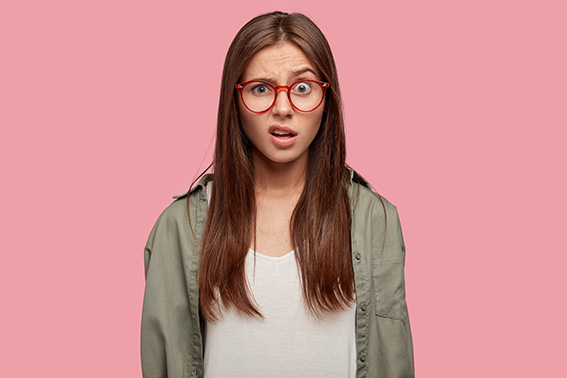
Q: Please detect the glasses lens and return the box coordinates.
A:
[289,81,324,112]
[241,81,325,112]
[241,82,276,112]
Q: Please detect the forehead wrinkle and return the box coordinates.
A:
[242,42,319,83]
[245,65,318,84]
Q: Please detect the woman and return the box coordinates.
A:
[141,11,414,378]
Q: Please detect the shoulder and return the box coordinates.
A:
[158,174,212,219]
[349,169,405,252]
[146,174,212,248]
[350,170,398,221]
[149,194,190,235]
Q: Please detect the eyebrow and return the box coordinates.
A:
[249,68,319,83]
[290,68,318,78]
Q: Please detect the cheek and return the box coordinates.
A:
[237,102,263,142]
[306,110,325,141]
[237,102,252,134]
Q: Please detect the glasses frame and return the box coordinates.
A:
[235,79,330,114]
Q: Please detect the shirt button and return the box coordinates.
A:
[360,303,367,311]
[355,252,361,260]
[360,353,367,362]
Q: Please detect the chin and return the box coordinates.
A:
[270,150,307,164]
[252,146,308,167]
[267,156,299,164]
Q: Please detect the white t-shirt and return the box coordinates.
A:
[203,248,357,378]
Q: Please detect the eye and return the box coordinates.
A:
[292,81,312,95]
[249,83,273,96]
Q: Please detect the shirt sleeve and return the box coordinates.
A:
[373,205,415,377]
[140,204,201,378]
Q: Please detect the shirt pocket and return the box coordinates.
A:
[371,246,408,323]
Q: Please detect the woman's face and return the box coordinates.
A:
[237,42,325,169]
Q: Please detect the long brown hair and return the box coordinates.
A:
[197,11,354,321]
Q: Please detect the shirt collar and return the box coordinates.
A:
[172,169,368,200]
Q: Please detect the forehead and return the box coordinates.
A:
[241,42,319,81]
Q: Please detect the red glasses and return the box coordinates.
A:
[235,80,330,113]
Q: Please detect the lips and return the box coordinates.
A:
[269,125,297,139]
[268,125,297,148]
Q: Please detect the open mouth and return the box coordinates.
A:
[271,130,296,139]
[269,125,297,139]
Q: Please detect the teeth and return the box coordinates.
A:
[273,130,287,135]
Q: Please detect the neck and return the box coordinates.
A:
[251,151,308,197]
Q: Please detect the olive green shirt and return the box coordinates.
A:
[141,171,414,377]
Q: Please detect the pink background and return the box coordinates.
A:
[1,0,566,376]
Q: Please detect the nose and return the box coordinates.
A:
[271,87,293,117]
